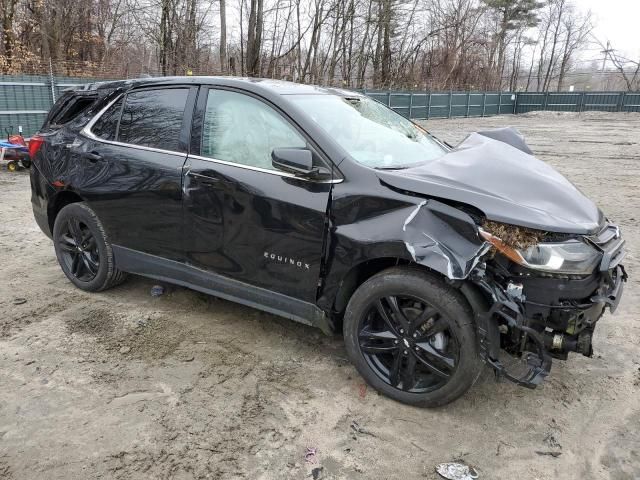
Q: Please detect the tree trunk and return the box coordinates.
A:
[380,0,392,87]
[219,0,227,73]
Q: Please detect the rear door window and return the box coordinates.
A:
[52,96,96,125]
[91,98,123,141]
[118,88,189,152]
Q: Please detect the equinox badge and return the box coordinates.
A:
[264,252,310,270]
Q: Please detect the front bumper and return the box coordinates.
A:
[471,255,626,388]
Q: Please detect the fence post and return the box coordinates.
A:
[498,92,502,114]
[427,92,432,119]
[513,93,517,114]
[465,92,471,117]
[48,58,56,104]
[448,91,453,118]
[618,92,625,112]
[542,91,548,111]
[481,92,486,117]
[387,91,391,107]
[408,92,413,119]
[579,92,585,112]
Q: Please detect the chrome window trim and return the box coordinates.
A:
[82,129,187,157]
[81,93,121,138]
[188,154,342,184]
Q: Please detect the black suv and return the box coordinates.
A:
[29,77,626,406]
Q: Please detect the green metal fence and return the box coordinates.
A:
[515,92,640,113]
[363,90,517,119]
[1,74,639,138]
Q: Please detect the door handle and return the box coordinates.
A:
[187,171,220,183]
[84,151,103,163]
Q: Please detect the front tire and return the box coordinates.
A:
[343,267,480,407]
[53,202,128,292]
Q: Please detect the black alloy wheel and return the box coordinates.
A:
[358,294,459,393]
[53,202,128,292]
[57,217,100,282]
[343,267,480,407]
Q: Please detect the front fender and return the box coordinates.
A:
[401,199,490,279]
[319,195,489,311]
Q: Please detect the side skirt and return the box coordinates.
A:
[112,246,332,333]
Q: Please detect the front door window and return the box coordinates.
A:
[201,90,306,170]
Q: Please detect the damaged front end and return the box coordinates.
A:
[468,221,627,388]
[378,196,627,389]
[326,123,629,392]
[375,128,628,389]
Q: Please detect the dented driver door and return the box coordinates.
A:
[182,87,333,303]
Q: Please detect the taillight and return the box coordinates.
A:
[28,135,44,158]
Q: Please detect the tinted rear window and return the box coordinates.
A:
[118,89,189,151]
[53,96,96,125]
[92,98,123,141]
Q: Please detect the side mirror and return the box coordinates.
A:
[271,148,314,175]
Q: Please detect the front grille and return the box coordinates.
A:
[586,223,626,271]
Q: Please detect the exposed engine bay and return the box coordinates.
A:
[470,220,626,387]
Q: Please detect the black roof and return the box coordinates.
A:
[89,76,360,97]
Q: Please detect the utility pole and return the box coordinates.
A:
[600,40,613,90]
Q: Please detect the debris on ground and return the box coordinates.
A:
[481,220,544,249]
[543,432,562,450]
[119,346,131,354]
[436,462,479,480]
[311,466,323,479]
[12,298,26,305]
[350,420,376,437]
[358,383,367,399]
[535,451,562,458]
[150,285,165,297]
[305,447,318,464]
[495,440,514,456]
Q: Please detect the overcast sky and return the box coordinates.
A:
[575,0,640,60]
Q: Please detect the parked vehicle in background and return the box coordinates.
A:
[28,77,626,406]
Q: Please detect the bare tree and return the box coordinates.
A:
[0,0,603,91]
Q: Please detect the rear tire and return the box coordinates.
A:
[343,267,480,407]
[53,202,128,292]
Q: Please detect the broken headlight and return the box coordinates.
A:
[480,229,601,275]
[518,241,600,274]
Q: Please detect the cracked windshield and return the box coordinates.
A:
[290,94,447,169]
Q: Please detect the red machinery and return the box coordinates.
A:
[1,126,31,172]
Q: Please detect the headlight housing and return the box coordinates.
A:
[480,229,601,275]
[518,241,601,274]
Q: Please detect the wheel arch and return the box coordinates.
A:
[48,189,86,233]
[331,257,447,318]
[329,256,491,332]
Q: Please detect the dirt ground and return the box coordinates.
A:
[1,111,639,480]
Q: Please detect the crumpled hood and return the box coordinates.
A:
[376,132,602,234]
